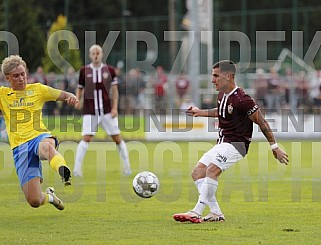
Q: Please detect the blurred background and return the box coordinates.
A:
[1,0,321,118]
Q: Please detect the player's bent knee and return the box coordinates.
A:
[191,165,206,180]
[206,163,222,178]
[83,135,93,142]
[27,198,42,208]
[112,135,122,144]
[191,168,199,180]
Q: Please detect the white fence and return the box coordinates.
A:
[145,114,321,141]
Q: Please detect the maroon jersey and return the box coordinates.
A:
[78,63,118,115]
[217,87,258,156]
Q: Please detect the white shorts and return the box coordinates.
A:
[199,142,244,171]
[81,114,120,136]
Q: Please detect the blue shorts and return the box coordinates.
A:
[13,134,58,187]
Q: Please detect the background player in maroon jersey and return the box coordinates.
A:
[73,44,131,176]
[173,60,288,223]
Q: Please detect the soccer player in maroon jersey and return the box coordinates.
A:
[73,44,131,176]
[173,60,289,223]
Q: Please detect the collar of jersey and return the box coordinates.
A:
[89,63,103,70]
[224,86,238,96]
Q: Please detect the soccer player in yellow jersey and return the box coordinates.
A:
[0,55,79,210]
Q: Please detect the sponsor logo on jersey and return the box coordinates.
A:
[9,98,34,107]
[247,104,259,115]
[26,90,34,96]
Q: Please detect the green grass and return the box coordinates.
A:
[0,141,321,244]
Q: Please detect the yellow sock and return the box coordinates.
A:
[49,154,67,172]
[42,193,50,205]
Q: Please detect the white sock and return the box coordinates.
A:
[192,177,217,215]
[208,201,223,215]
[194,178,205,194]
[206,179,222,215]
[48,194,53,203]
[117,140,131,169]
[74,140,89,174]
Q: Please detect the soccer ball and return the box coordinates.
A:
[132,171,160,198]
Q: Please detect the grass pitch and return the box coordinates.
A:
[0,141,320,244]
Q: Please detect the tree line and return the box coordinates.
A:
[1,0,321,73]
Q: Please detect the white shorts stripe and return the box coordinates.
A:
[98,89,103,115]
[93,89,98,113]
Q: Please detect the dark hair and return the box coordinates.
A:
[213,60,236,74]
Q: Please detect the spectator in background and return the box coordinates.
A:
[43,72,59,115]
[60,67,78,115]
[179,97,195,114]
[265,68,282,113]
[65,67,78,93]
[153,66,167,114]
[295,71,311,111]
[254,68,267,111]
[26,68,35,84]
[116,66,127,115]
[136,69,147,116]
[0,73,7,86]
[33,66,48,85]
[310,70,321,114]
[175,73,190,109]
[124,69,140,115]
[201,96,214,110]
[282,68,296,112]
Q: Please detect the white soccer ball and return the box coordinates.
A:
[132,171,160,198]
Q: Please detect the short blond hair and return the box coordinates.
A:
[1,55,27,76]
[89,44,102,53]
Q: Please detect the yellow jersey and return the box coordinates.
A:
[0,83,61,149]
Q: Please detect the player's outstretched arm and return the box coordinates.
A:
[74,87,84,110]
[248,109,289,165]
[58,91,79,107]
[186,106,218,117]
